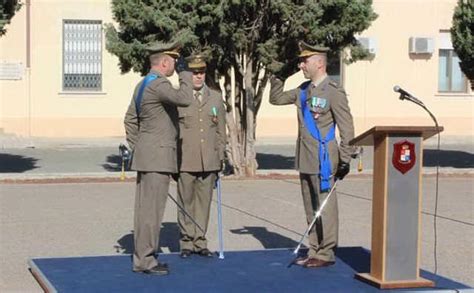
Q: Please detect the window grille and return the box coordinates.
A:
[63,20,102,91]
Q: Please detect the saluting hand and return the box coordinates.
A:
[267,60,299,80]
[175,56,188,73]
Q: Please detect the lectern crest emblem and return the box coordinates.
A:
[392,140,416,174]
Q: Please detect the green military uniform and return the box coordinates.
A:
[124,42,193,271]
[177,55,226,254]
[269,42,354,262]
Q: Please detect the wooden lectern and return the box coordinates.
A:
[350,126,443,289]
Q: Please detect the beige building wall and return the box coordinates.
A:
[1,0,472,139]
[257,0,473,139]
[1,0,140,137]
[0,1,28,136]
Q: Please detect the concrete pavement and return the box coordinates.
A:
[1,178,473,291]
[0,135,473,180]
[0,134,473,291]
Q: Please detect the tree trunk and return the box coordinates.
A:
[222,56,261,177]
[223,70,243,177]
[243,58,258,176]
[226,111,243,176]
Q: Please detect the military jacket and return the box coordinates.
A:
[124,70,193,172]
[269,76,355,174]
[178,86,226,172]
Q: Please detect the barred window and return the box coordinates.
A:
[63,20,102,91]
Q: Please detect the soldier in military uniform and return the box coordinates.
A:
[124,42,193,275]
[269,42,354,268]
[176,54,226,258]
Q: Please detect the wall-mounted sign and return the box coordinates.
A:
[0,61,24,80]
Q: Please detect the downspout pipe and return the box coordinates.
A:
[26,0,32,138]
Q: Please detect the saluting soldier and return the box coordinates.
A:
[269,41,355,268]
[177,54,226,258]
[124,42,193,275]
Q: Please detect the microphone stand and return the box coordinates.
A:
[399,93,441,275]
[398,94,439,130]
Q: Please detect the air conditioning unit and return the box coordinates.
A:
[409,37,434,54]
[357,37,377,55]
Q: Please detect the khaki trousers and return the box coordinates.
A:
[177,172,216,251]
[132,172,169,271]
[299,173,338,262]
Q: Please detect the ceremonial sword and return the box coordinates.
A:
[167,192,205,234]
[289,180,339,266]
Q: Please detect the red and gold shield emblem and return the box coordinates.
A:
[392,140,416,174]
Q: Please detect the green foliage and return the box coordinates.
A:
[106,0,377,175]
[0,0,22,36]
[451,0,474,83]
[106,0,221,75]
[106,0,377,77]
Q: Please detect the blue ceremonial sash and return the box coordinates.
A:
[135,73,159,116]
[300,81,336,192]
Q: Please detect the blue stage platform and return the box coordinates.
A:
[28,247,470,292]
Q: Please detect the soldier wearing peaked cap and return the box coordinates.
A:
[298,41,330,57]
[124,41,193,275]
[176,54,226,259]
[145,41,181,58]
[269,41,355,268]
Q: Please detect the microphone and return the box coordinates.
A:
[393,85,412,98]
[393,85,423,105]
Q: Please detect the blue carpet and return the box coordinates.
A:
[29,247,470,293]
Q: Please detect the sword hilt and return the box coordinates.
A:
[119,143,130,181]
[120,161,126,181]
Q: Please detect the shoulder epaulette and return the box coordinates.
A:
[329,81,339,88]
[328,80,346,94]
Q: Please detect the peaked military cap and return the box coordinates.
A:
[298,41,330,58]
[145,41,181,58]
[185,54,207,72]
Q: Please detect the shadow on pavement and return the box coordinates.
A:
[256,149,474,169]
[0,153,39,173]
[256,153,295,170]
[115,222,180,254]
[424,149,474,168]
[104,149,472,172]
[230,226,299,249]
[158,222,180,253]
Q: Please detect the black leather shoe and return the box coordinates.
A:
[180,249,192,258]
[136,263,169,275]
[197,248,213,257]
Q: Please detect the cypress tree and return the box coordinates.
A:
[106,0,377,176]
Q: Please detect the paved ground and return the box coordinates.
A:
[0,137,473,178]
[1,177,473,292]
[0,134,472,291]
